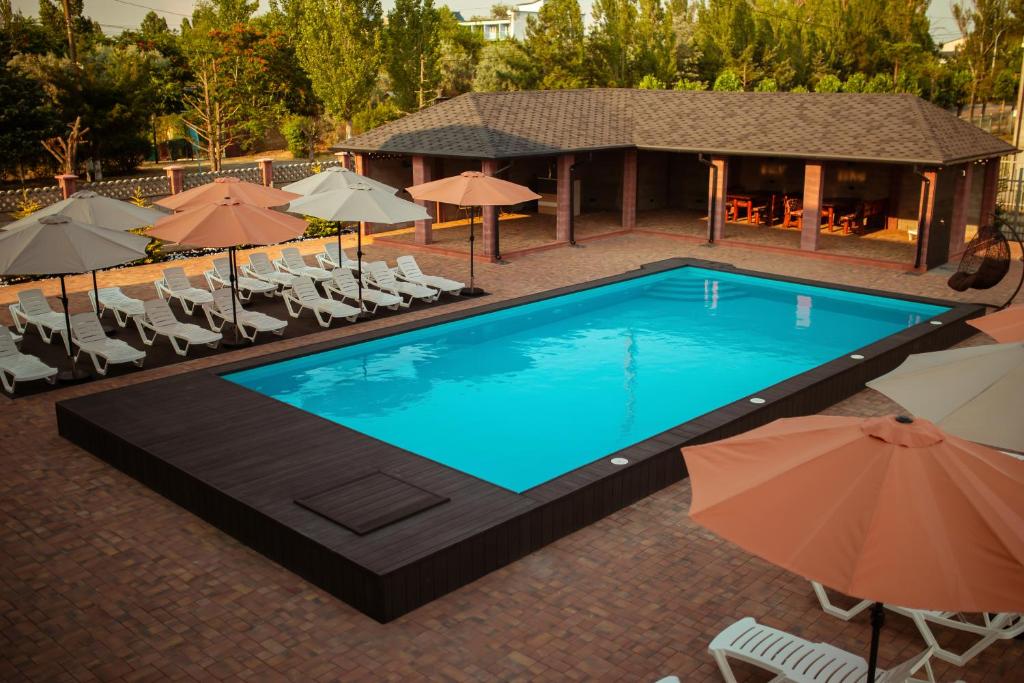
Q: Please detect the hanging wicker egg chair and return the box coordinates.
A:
[947,223,1011,291]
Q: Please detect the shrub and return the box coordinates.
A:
[843,73,869,93]
[815,74,842,93]
[673,78,708,91]
[754,78,778,92]
[282,115,314,159]
[638,74,666,90]
[713,70,743,92]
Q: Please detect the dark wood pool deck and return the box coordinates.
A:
[55,258,984,623]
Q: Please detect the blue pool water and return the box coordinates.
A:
[225,267,947,493]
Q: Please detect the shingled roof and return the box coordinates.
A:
[334,89,1015,166]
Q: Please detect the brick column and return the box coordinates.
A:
[411,155,434,244]
[481,159,500,258]
[948,164,974,258]
[256,158,273,187]
[334,151,351,169]
[979,159,1000,226]
[915,170,938,271]
[556,153,575,242]
[801,162,825,251]
[622,149,638,229]
[707,156,728,240]
[165,165,185,195]
[55,174,78,199]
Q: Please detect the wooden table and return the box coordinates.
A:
[727,193,779,225]
[822,198,859,232]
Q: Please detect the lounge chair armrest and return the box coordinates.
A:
[133,316,160,346]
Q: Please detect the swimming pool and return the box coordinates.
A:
[226,266,948,493]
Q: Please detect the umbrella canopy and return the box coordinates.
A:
[155,177,299,211]
[866,343,1024,452]
[284,183,429,223]
[406,171,540,206]
[146,199,308,248]
[684,414,1024,613]
[282,165,398,196]
[968,304,1024,343]
[0,214,150,275]
[3,190,165,232]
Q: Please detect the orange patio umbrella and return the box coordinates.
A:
[407,171,540,295]
[968,303,1024,342]
[155,176,299,212]
[147,200,307,344]
[683,414,1024,680]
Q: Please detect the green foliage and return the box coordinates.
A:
[865,72,894,93]
[0,57,58,178]
[293,0,382,137]
[754,77,778,92]
[673,77,708,91]
[282,114,313,158]
[524,0,587,89]
[385,0,441,111]
[790,85,809,93]
[352,100,403,134]
[992,67,1018,101]
[435,8,484,98]
[473,40,530,92]
[303,216,344,238]
[11,189,42,219]
[638,74,666,89]
[713,69,743,91]
[843,72,869,93]
[814,74,842,93]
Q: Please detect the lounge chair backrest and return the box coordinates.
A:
[331,269,359,296]
[291,276,319,302]
[248,252,273,275]
[212,257,232,280]
[163,267,192,291]
[0,327,19,358]
[144,299,179,328]
[212,287,240,315]
[18,289,53,316]
[324,243,340,261]
[367,261,396,287]
[397,255,424,279]
[281,247,305,270]
[875,649,931,683]
[71,312,108,344]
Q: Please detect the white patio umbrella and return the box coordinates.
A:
[3,191,165,330]
[0,214,150,379]
[866,342,1024,452]
[282,165,398,196]
[284,183,429,308]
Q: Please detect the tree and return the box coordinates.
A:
[524,0,587,89]
[36,0,99,60]
[754,77,777,91]
[436,7,484,98]
[0,57,58,179]
[638,73,666,88]
[294,0,382,138]
[633,0,676,86]
[385,0,441,110]
[473,40,530,92]
[953,0,1014,119]
[589,0,637,87]
[672,77,707,90]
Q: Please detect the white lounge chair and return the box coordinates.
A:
[88,287,145,327]
[316,243,358,270]
[134,299,222,357]
[324,268,401,314]
[70,312,145,376]
[0,327,57,393]
[282,276,361,327]
[154,267,213,315]
[274,247,331,283]
[204,257,277,301]
[812,581,1024,667]
[203,288,287,342]
[364,261,438,307]
[394,255,464,295]
[7,327,22,345]
[8,288,68,351]
[243,252,298,292]
[709,617,943,683]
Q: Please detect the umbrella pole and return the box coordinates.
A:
[463,207,483,296]
[57,274,88,382]
[866,602,885,681]
[356,222,366,315]
[221,246,247,348]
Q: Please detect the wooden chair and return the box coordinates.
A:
[783,197,803,229]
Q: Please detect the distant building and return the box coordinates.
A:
[459,0,544,42]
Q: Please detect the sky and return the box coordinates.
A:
[11,0,964,45]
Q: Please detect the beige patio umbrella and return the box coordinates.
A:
[0,214,150,378]
[684,414,1024,681]
[407,172,541,296]
[866,342,1024,452]
[155,176,299,211]
[284,183,429,307]
[968,304,1024,342]
[147,199,308,345]
[3,190,166,332]
[282,165,398,196]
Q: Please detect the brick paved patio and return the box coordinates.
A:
[375,210,919,266]
[2,232,1022,682]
